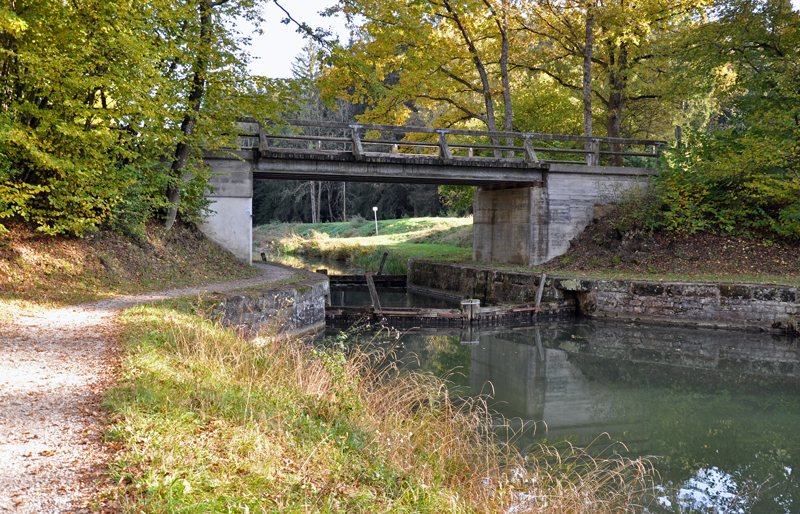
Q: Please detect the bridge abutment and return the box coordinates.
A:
[198,151,255,263]
[473,166,650,266]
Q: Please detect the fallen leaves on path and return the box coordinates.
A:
[0,264,297,513]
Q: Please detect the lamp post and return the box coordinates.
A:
[372,206,378,236]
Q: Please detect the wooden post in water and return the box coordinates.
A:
[535,272,547,308]
[365,273,382,312]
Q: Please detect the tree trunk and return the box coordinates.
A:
[499,3,513,158]
[606,44,628,166]
[316,180,322,222]
[326,182,334,221]
[583,1,594,164]
[444,0,502,156]
[341,182,346,221]
[165,1,213,230]
[309,181,317,223]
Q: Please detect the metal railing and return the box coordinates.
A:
[239,119,666,168]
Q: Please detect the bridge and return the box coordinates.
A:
[199,120,664,266]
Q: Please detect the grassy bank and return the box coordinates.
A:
[257,214,800,286]
[0,222,259,320]
[254,217,472,274]
[104,299,655,512]
[538,216,800,287]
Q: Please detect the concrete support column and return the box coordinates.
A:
[198,197,253,263]
[472,168,651,266]
[198,150,255,264]
[473,184,549,266]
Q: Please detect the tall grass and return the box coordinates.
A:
[105,299,657,512]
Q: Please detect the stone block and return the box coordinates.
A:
[753,287,796,303]
[631,282,665,296]
[665,283,718,298]
[594,280,630,293]
[719,284,752,300]
[554,278,594,292]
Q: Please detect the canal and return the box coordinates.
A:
[339,319,800,513]
[266,251,799,511]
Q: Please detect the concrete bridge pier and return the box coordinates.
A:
[473,166,651,266]
[198,150,255,263]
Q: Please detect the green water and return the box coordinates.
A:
[383,320,800,513]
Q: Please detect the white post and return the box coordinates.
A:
[372,206,378,236]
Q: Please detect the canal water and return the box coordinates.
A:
[346,319,800,513]
[273,249,800,511]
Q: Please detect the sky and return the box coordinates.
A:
[243,0,800,79]
[243,1,348,78]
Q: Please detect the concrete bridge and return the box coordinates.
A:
[199,120,664,266]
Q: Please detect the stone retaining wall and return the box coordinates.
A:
[572,279,798,332]
[209,278,328,337]
[408,260,800,333]
[407,258,567,304]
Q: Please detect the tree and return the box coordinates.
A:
[322,0,516,144]
[582,0,594,161]
[658,0,800,239]
[158,0,289,229]
[513,0,707,145]
[0,0,291,235]
[0,0,161,234]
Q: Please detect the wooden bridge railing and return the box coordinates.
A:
[238,119,667,169]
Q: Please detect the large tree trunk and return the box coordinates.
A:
[606,44,627,166]
[498,2,513,158]
[165,1,214,230]
[444,0,502,156]
[583,1,594,164]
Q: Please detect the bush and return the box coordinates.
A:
[656,131,800,240]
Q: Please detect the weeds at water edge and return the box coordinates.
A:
[104,298,658,512]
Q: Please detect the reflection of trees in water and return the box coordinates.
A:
[390,320,800,514]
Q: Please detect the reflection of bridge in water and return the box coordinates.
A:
[199,120,664,267]
[394,320,800,511]
[399,320,800,447]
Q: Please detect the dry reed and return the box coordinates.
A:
[107,300,658,512]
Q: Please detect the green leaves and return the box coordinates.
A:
[654,0,800,240]
[0,0,286,235]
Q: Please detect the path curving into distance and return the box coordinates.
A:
[0,264,296,513]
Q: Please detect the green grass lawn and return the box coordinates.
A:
[255,215,800,286]
[254,217,472,274]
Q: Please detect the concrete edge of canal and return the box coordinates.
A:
[206,270,330,339]
[408,259,800,334]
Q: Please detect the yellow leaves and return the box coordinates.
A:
[0,8,28,37]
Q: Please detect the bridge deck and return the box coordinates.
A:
[252,148,657,185]
[255,148,543,185]
[226,119,666,185]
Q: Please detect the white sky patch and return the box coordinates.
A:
[658,467,750,513]
[239,1,349,78]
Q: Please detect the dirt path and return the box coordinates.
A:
[0,264,297,513]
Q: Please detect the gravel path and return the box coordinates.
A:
[0,264,297,513]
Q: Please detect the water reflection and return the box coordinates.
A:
[386,320,800,513]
